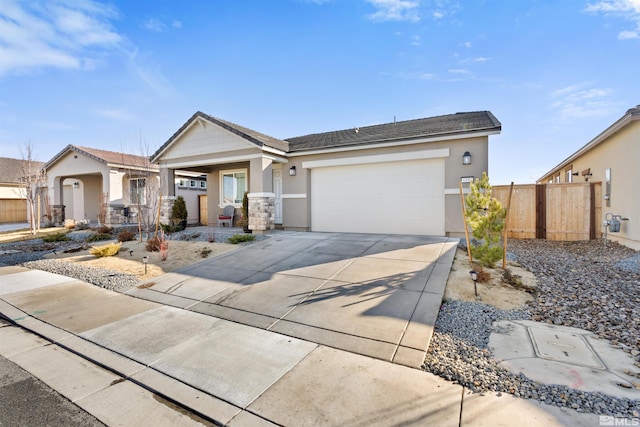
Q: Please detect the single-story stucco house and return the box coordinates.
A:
[151,110,501,236]
[538,105,639,250]
[43,145,206,226]
[0,157,43,224]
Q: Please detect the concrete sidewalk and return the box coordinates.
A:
[0,231,602,426]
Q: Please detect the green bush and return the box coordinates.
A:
[86,233,113,242]
[42,232,70,242]
[160,223,184,234]
[227,234,255,244]
[171,196,188,227]
[465,172,506,268]
[89,242,121,258]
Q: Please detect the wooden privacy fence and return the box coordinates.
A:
[492,183,602,241]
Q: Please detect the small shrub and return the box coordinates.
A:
[159,232,169,261]
[227,234,255,244]
[42,232,70,242]
[117,229,136,242]
[89,242,122,258]
[86,233,112,242]
[171,195,188,226]
[160,223,183,234]
[96,225,112,234]
[200,247,212,258]
[472,266,492,283]
[146,236,160,252]
[75,222,89,230]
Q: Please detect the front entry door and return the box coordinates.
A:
[273,167,283,224]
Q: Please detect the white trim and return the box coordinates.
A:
[219,168,248,206]
[444,188,471,195]
[248,192,276,198]
[302,148,449,169]
[262,146,288,157]
[162,154,263,169]
[281,193,307,199]
[289,131,496,157]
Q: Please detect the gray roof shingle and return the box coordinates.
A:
[285,111,501,152]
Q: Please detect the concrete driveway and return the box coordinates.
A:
[126,231,458,368]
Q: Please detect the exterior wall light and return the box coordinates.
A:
[462,152,472,165]
[289,166,297,176]
[73,182,79,189]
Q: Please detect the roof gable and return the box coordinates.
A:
[538,105,640,181]
[151,111,290,162]
[45,145,156,171]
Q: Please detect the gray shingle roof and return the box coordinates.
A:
[285,111,501,152]
[151,111,290,162]
[0,157,44,185]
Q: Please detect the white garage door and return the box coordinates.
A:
[310,158,445,235]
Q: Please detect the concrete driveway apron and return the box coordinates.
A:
[128,231,458,368]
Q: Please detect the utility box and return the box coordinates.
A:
[609,218,620,232]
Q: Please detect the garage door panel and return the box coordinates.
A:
[310,159,444,235]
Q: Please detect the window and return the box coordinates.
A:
[554,173,560,184]
[189,180,197,188]
[199,180,207,189]
[565,167,573,183]
[220,170,247,205]
[177,179,188,188]
[130,178,146,204]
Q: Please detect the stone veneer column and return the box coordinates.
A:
[160,196,176,225]
[248,192,275,234]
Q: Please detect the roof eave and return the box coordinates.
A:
[537,108,640,182]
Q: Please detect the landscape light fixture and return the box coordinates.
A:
[289,166,296,176]
[142,256,149,274]
[469,270,478,297]
[462,152,472,165]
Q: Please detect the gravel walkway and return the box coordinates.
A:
[425,239,639,418]
[1,233,638,417]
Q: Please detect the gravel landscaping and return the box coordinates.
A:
[1,232,638,417]
[425,239,640,418]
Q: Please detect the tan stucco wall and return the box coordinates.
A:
[0,184,25,199]
[540,121,639,249]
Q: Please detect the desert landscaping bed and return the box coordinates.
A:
[1,231,638,417]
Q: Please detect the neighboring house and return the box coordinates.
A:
[151,110,501,236]
[42,145,206,226]
[538,105,640,249]
[0,157,44,224]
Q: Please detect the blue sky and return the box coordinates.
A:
[0,0,638,184]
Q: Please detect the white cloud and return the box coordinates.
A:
[411,35,421,45]
[366,0,421,22]
[550,83,618,119]
[172,20,182,28]
[585,0,640,40]
[95,108,136,121]
[0,0,122,76]
[462,41,472,48]
[473,56,491,62]
[448,68,471,74]
[143,18,166,32]
[399,71,438,80]
[433,11,444,19]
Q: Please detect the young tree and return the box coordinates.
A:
[18,141,46,235]
[464,172,506,268]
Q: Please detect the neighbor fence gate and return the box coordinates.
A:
[492,182,602,241]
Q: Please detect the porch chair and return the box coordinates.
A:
[217,205,235,227]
